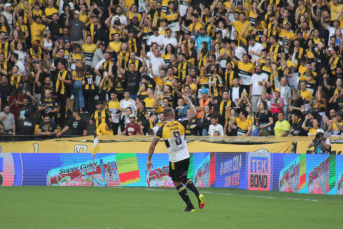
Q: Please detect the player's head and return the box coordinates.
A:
[163,107,175,121]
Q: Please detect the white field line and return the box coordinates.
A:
[126,187,321,202]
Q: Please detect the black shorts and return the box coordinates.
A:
[169,158,190,182]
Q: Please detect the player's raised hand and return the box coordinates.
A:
[146,160,153,172]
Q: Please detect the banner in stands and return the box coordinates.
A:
[2,152,343,195]
[0,141,293,153]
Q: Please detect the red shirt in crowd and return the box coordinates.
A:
[8,94,26,118]
[124,123,141,135]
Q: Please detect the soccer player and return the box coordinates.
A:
[146,94,205,212]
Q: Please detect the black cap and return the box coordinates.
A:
[152,27,159,31]
[184,31,191,35]
[34,14,42,19]
[96,100,102,105]
[162,19,168,23]
[200,27,206,30]
[215,30,222,34]
[168,0,174,4]
[114,20,121,25]
[93,14,100,19]
[284,21,291,25]
[132,14,138,18]
[128,29,135,33]
[99,41,107,46]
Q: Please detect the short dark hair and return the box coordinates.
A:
[163,107,174,118]
[240,110,248,118]
[12,53,19,60]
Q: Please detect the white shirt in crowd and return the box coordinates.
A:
[161,37,178,50]
[150,55,165,77]
[119,98,137,118]
[250,73,269,95]
[248,42,264,63]
[208,123,224,136]
[111,15,127,26]
[148,34,165,46]
[14,50,27,66]
[234,46,246,61]
[231,87,240,106]
[14,60,25,75]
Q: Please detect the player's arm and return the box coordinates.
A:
[182,94,196,123]
[146,136,160,171]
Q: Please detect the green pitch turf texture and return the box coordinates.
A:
[0,187,342,229]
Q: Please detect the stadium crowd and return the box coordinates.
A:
[0,0,342,138]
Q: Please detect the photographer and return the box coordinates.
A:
[307,129,331,154]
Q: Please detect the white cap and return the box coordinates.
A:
[4,3,12,8]
[317,129,324,134]
[129,114,136,118]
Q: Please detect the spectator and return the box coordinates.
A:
[37,115,58,136]
[57,111,87,137]
[0,105,15,135]
[141,112,157,135]
[208,116,224,136]
[0,122,5,135]
[327,111,343,137]
[288,113,306,137]
[227,109,252,136]
[266,88,284,122]
[196,88,211,119]
[254,101,274,136]
[0,75,12,110]
[55,59,72,126]
[90,101,112,128]
[72,62,85,113]
[17,111,36,135]
[274,112,290,137]
[17,97,37,121]
[185,108,200,136]
[175,97,189,119]
[236,92,252,113]
[118,62,145,100]
[38,89,59,123]
[122,114,141,136]
[300,81,313,112]
[307,129,331,154]
[301,111,317,134]
[107,91,121,135]
[250,65,268,113]
[211,91,235,126]
[194,27,212,54]
[8,88,26,119]
[289,89,305,118]
[200,105,211,136]
[307,119,320,137]
[96,122,114,136]
[276,77,292,119]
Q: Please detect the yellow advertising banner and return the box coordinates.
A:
[0,139,293,153]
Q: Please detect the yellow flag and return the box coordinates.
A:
[93,134,100,156]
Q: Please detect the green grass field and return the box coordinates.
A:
[0,187,342,229]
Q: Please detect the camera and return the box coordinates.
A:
[316,133,322,140]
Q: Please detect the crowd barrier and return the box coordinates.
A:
[1,151,343,195]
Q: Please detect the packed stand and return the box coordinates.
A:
[0,0,342,142]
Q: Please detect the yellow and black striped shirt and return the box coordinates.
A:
[56,70,71,95]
